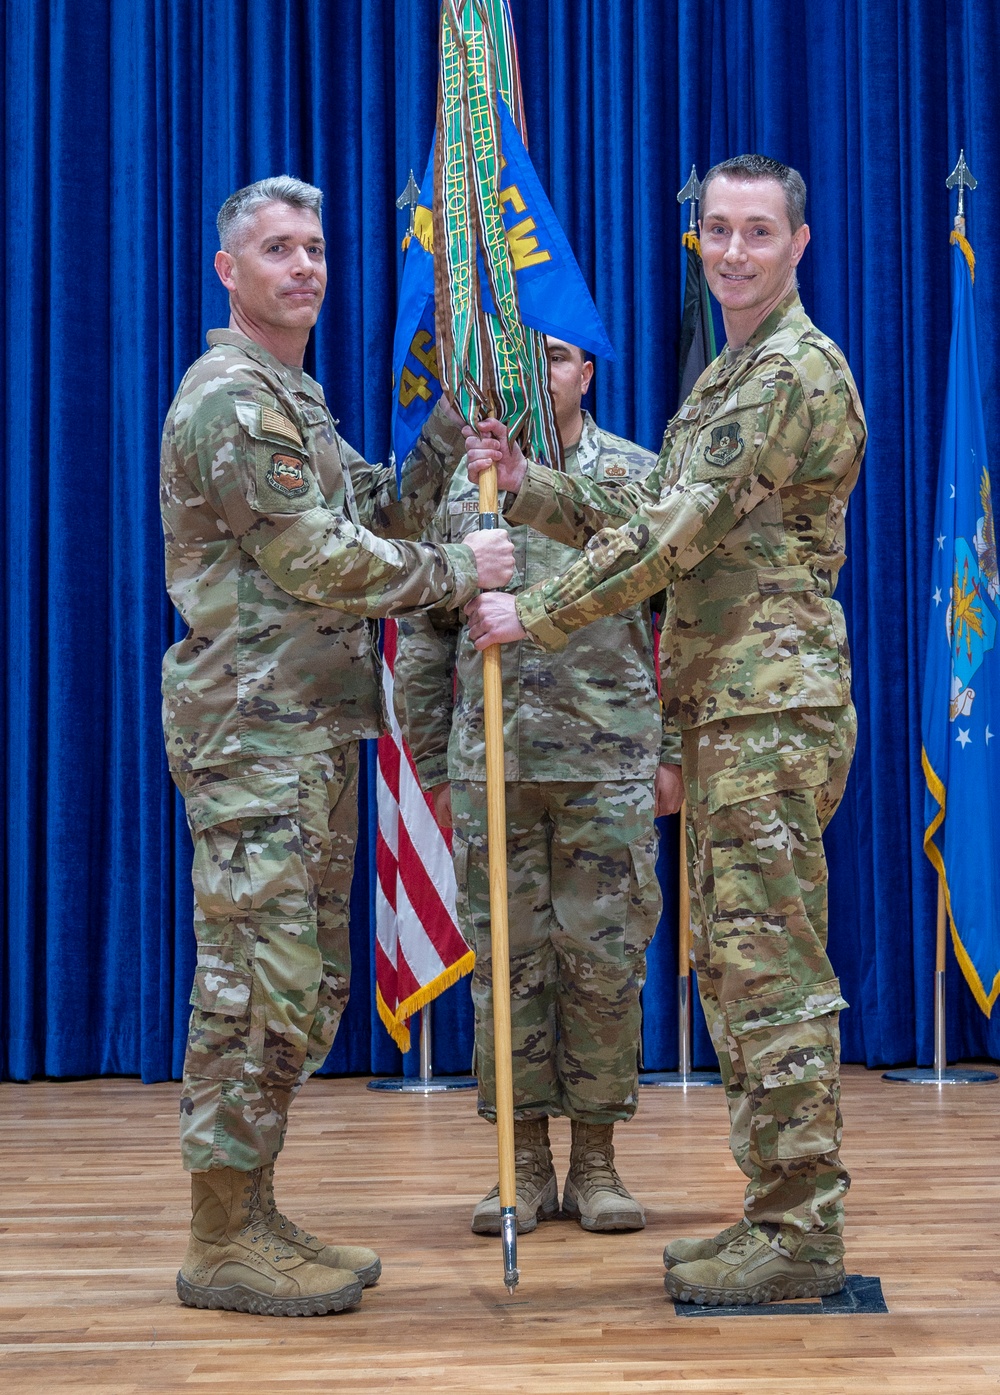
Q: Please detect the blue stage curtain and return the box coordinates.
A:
[2,0,998,1081]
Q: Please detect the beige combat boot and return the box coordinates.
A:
[177,1167,363,1316]
[562,1120,645,1232]
[471,1117,559,1235]
[663,1217,750,1268]
[260,1163,381,1287]
[663,1230,846,1305]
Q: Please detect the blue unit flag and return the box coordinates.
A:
[390,99,614,473]
[921,232,1000,1014]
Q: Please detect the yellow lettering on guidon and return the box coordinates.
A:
[506,216,551,270]
[498,183,527,216]
[399,366,432,409]
[411,330,439,379]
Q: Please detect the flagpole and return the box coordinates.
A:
[884,148,995,1088]
[640,802,721,1089]
[367,1000,478,1095]
[478,460,519,1294]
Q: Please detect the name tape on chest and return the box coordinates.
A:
[448,499,481,515]
[260,407,304,448]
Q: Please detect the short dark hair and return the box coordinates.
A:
[217,176,324,252]
[700,154,806,232]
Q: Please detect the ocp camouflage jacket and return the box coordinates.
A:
[161,330,475,771]
[511,294,867,732]
[394,413,674,787]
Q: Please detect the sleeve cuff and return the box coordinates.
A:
[414,755,450,791]
[659,733,683,766]
[515,588,568,652]
[443,542,480,608]
[503,459,553,527]
[422,399,466,465]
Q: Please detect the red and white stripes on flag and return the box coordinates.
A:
[375,620,474,1051]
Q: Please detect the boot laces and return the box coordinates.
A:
[513,1141,553,1193]
[239,1170,298,1259]
[270,1208,319,1248]
[572,1142,630,1199]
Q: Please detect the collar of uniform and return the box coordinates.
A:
[725,290,804,366]
[205,328,315,398]
[562,410,598,474]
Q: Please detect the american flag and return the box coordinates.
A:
[374,619,474,1051]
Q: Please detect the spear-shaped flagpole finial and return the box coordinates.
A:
[677,164,703,234]
[946,149,978,233]
[396,169,421,246]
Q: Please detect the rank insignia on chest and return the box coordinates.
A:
[603,463,628,479]
[266,453,309,497]
[704,421,744,467]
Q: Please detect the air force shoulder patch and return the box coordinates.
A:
[704,421,744,468]
[266,453,309,497]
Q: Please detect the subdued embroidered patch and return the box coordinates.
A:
[266,453,309,497]
[704,420,744,467]
[260,407,303,447]
[603,463,628,478]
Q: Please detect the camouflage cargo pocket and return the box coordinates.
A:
[727,979,847,1161]
[625,833,661,953]
[738,1015,842,1161]
[188,927,253,1017]
[186,772,310,921]
[705,748,828,925]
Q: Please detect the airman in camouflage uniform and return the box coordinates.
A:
[162,176,513,1317]
[396,339,679,1237]
[464,157,866,1304]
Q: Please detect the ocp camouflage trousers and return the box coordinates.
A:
[683,705,857,1262]
[451,778,661,1125]
[174,745,359,1172]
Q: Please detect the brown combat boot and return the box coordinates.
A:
[471,1117,559,1235]
[562,1121,645,1232]
[663,1218,750,1268]
[663,1231,846,1305]
[177,1167,363,1316]
[260,1163,381,1287]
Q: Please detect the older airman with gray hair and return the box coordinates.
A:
[161,175,513,1318]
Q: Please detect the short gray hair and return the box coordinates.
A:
[217,176,324,252]
[700,154,807,233]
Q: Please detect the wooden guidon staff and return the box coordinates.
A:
[476,460,519,1292]
[432,0,564,1291]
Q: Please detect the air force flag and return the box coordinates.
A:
[921,231,1000,1014]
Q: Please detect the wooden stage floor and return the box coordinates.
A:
[1,1066,998,1394]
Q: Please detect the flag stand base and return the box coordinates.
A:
[882,1067,997,1085]
[366,1004,479,1094]
[367,1075,477,1093]
[639,975,723,1087]
[881,971,998,1084]
[639,1071,723,1087]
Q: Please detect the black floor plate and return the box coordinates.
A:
[672,1273,887,1317]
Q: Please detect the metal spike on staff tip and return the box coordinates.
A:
[677,164,703,232]
[946,149,977,227]
[501,1210,519,1294]
[396,169,421,238]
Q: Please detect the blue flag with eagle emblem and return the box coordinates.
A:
[390,98,614,471]
[921,230,1000,1015]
